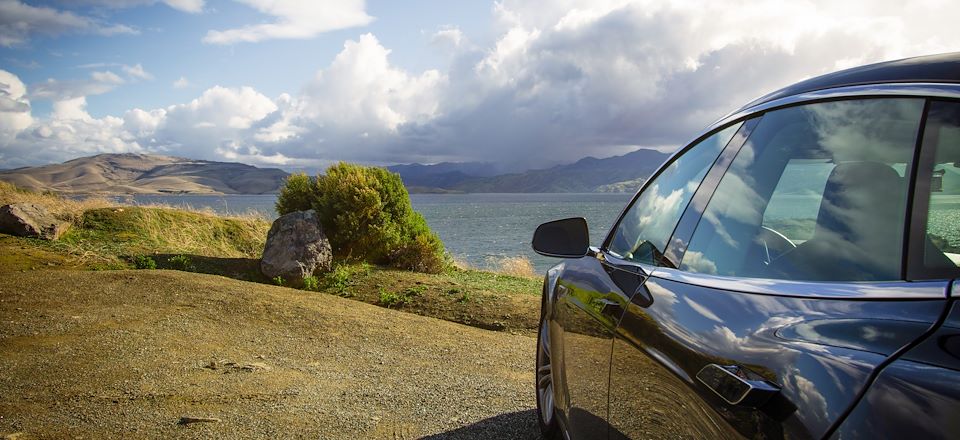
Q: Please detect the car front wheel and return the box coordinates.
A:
[536,314,562,439]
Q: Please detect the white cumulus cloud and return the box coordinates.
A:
[0,69,32,142]
[4,0,960,170]
[202,0,373,44]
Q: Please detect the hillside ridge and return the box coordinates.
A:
[0,153,288,194]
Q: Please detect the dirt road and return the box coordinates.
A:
[0,270,541,439]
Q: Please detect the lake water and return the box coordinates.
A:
[112,193,633,272]
[100,190,960,273]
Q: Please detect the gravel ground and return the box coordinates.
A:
[0,269,542,439]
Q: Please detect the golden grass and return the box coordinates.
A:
[0,181,114,223]
[1,182,270,264]
[487,255,539,279]
[58,206,271,261]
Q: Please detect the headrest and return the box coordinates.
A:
[815,161,904,243]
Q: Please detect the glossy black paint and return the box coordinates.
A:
[545,250,950,439]
[742,52,960,111]
[533,217,590,258]
[549,253,643,438]
[833,295,960,439]
[536,55,960,440]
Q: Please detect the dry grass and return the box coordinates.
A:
[129,200,268,223]
[56,206,271,263]
[1,182,270,266]
[0,181,114,223]
[488,255,538,279]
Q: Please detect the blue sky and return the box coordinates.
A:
[1,0,958,171]
[4,1,494,118]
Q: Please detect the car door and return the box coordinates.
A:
[605,97,952,439]
[551,121,745,438]
[834,99,960,439]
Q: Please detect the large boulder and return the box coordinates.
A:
[260,210,332,285]
[0,203,70,240]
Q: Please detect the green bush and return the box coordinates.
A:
[378,288,410,308]
[275,173,316,215]
[132,255,156,269]
[272,276,285,286]
[302,275,319,291]
[322,263,370,297]
[275,162,447,273]
[167,254,195,271]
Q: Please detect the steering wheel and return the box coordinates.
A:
[758,226,797,265]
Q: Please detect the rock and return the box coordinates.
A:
[178,416,221,425]
[0,203,70,240]
[260,210,332,285]
[240,362,271,372]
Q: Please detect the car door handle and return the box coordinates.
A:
[696,364,779,408]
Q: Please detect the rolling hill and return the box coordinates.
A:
[0,153,288,194]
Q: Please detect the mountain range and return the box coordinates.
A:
[0,148,671,194]
[388,148,669,193]
[0,153,288,194]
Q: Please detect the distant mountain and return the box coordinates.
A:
[0,153,288,194]
[393,149,669,193]
[2,148,672,195]
[387,162,502,189]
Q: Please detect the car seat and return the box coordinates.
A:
[769,161,905,281]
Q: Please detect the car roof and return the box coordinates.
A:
[740,52,960,111]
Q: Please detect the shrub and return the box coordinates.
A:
[324,264,353,296]
[403,285,426,296]
[378,288,411,308]
[302,275,319,291]
[272,276,285,286]
[390,229,446,274]
[167,254,195,271]
[132,255,157,269]
[275,173,316,215]
[275,162,447,273]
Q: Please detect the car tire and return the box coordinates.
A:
[536,313,563,439]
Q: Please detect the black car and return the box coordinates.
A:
[532,53,960,439]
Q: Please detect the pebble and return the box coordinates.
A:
[178,416,221,425]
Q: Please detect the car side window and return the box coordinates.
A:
[680,98,924,281]
[919,101,960,276]
[607,122,741,265]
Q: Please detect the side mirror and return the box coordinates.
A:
[532,217,589,258]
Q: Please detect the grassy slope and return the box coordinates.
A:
[0,182,542,334]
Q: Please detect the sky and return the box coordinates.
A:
[0,0,958,172]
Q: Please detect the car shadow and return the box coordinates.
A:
[422,410,542,439]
